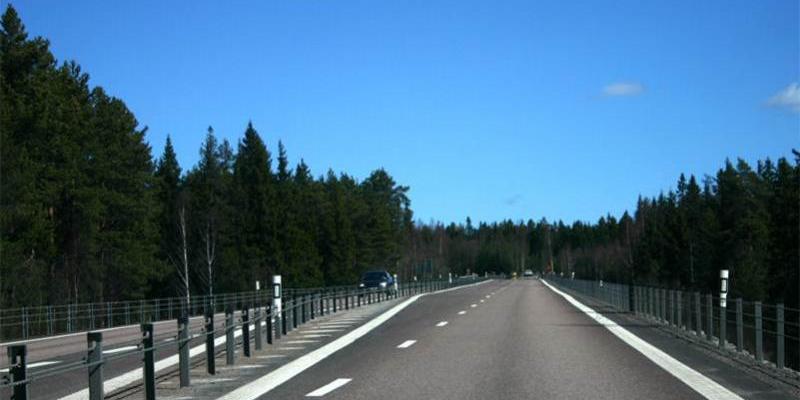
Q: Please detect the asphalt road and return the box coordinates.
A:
[258,279,771,400]
[5,280,795,400]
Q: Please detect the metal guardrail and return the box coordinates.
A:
[0,284,366,342]
[546,276,800,375]
[0,277,489,400]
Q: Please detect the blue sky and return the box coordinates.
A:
[9,0,799,225]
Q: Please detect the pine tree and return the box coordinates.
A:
[231,122,276,291]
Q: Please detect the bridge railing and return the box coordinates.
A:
[0,277,490,400]
[545,276,800,376]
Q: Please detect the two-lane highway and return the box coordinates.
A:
[244,279,740,399]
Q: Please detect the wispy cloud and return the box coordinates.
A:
[505,194,522,206]
[766,82,800,113]
[602,82,645,97]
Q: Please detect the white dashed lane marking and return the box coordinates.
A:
[306,378,352,397]
[470,304,477,308]
[300,329,344,333]
[457,311,466,315]
[27,360,61,369]
[103,345,138,355]
[397,340,417,349]
[436,321,448,327]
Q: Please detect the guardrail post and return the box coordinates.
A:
[676,291,683,329]
[345,291,350,310]
[301,296,307,324]
[274,300,281,341]
[225,307,235,365]
[205,307,215,374]
[777,304,784,369]
[668,290,674,326]
[719,299,727,349]
[754,301,763,362]
[706,294,713,341]
[242,306,251,358]
[310,294,316,320]
[68,304,74,333]
[87,332,103,400]
[695,292,701,335]
[652,288,658,321]
[293,298,298,328]
[8,344,28,400]
[255,305,263,351]
[141,323,156,400]
[266,304,274,344]
[661,289,667,323]
[333,290,338,313]
[47,306,53,336]
[320,293,325,316]
[177,314,190,387]
[281,301,289,335]
[735,298,743,352]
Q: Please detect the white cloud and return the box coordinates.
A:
[766,82,800,113]
[602,82,645,96]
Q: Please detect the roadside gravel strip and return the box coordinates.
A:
[541,279,743,400]
[215,279,491,400]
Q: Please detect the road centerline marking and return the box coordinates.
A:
[306,378,352,397]
[397,340,417,349]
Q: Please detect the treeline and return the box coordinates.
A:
[0,6,412,307]
[411,156,799,306]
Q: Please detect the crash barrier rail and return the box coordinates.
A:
[0,284,360,342]
[546,276,800,374]
[0,277,489,400]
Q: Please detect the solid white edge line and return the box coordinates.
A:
[397,340,417,349]
[305,378,352,397]
[215,295,422,400]
[540,280,743,400]
[216,280,492,400]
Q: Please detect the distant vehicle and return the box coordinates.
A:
[358,270,395,294]
[523,269,534,278]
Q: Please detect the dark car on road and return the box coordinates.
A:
[358,270,395,294]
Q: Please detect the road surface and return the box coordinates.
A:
[5,279,796,400]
